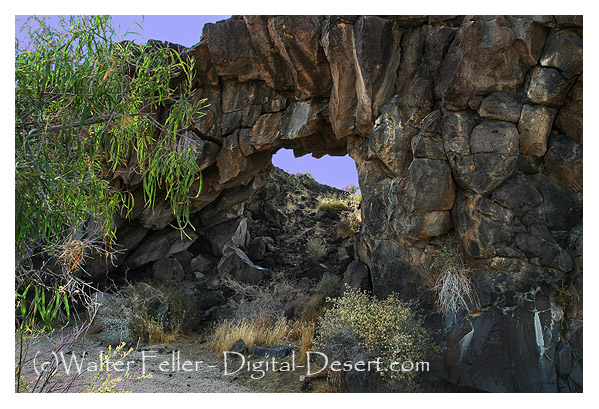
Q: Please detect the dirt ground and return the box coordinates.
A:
[17,329,320,393]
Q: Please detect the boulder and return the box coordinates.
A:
[152,257,184,282]
[124,229,198,269]
[229,339,248,355]
[518,104,557,156]
[527,66,576,108]
[445,305,560,392]
[209,217,250,256]
[217,245,268,284]
[251,345,292,358]
[539,30,583,75]
[191,254,216,274]
[342,260,370,291]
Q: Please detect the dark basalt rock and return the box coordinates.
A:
[230,339,249,355]
[83,15,583,393]
[251,345,292,358]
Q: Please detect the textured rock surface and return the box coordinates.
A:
[85,15,582,393]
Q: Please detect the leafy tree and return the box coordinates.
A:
[15,16,207,299]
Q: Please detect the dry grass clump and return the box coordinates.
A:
[306,237,327,260]
[432,267,477,318]
[207,316,293,356]
[209,272,337,362]
[297,321,316,365]
[427,239,479,317]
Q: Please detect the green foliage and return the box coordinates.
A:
[15,16,207,284]
[314,287,439,389]
[554,284,574,311]
[16,284,70,332]
[318,200,349,216]
[342,184,360,195]
[316,272,342,296]
[430,240,464,272]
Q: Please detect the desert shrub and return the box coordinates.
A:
[318,200,349,216]
[337,209,362,239]
[314,287,439,390]
[211,273,322,361]
[306,237,328,261]
[554,284,574,311]
[316,272,342,296]
[222,272,311,322]
[15,16,207,302]
[126,282,197,343]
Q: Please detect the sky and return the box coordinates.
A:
[14,14,360,190]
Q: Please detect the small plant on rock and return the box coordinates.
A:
[429,240,479,318]
[318,200,349,217]
[306,237,328,261]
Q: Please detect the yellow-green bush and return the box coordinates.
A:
[314,287,439,389]
[316,272,342,296]
[318,200,349,216]
[306,237,328,261]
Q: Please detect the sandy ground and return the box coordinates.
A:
[17,330,254,393]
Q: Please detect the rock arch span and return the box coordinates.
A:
[87,15,582,392]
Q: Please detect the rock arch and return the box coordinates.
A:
[88,15,582,392]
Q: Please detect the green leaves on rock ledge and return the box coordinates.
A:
[15,16,207,276]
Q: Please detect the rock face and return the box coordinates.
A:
[87,15,582,393]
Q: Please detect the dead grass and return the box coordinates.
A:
[222,272,312,322]
[207,316,292,356]
[297,321,315,365]
[432,267,478,317]
[209,270,342,366]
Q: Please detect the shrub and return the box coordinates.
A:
[316,272,341,296]
[210,273,324,362]
[314,287,439,390]
[337,209,361,239]
[432,268,477,318]
[319,200,349,216]
[222,272,311,322]
[126,282,197,343]
[15,325,150,393]
[306,237,328,261]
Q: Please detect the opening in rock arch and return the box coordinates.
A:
[272,148,360,193]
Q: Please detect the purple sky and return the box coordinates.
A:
[15,15,359,190]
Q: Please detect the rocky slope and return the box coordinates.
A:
[84,15,582,392]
